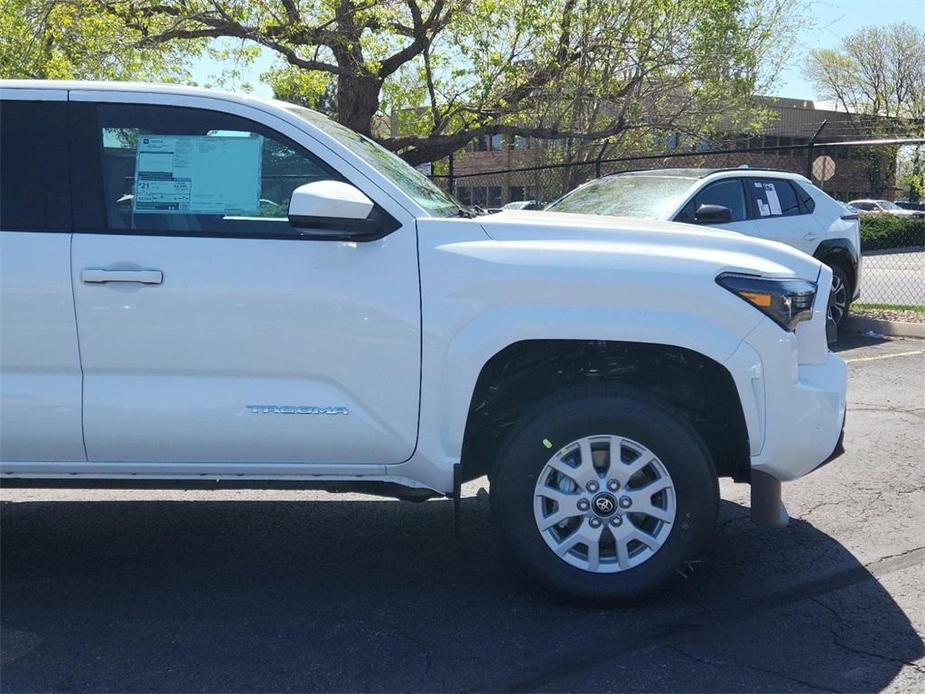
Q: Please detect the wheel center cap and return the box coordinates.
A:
[592,492,618,517]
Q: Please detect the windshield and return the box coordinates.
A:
[546,175,696,219]
[285,105,461,216]
[877,200,902,211]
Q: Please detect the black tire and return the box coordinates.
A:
[827,263,852,329]
[489,385,719,604]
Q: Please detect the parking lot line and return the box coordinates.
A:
[844,349,925,363]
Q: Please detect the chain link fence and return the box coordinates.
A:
[431,139,924,308]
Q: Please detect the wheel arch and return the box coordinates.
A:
[813,239,857,296]
[458,339,751,485]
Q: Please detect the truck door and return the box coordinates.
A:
[69,96,420,467]
[0,90,85,463]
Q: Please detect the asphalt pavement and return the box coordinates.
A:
[1,336,923,692]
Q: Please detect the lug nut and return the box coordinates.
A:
[589,517,602,528]
[619,496,632,509]
[577,499,590,511]
[607,479,620,491]
[587,481,599,493]
[610,515,623,527]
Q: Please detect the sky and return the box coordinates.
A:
[776,0,925,100]
[191,0,925,104]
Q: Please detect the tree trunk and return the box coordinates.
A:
[336,74,382,137]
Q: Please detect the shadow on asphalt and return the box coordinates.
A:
[1,495,921,692]
[831,333,890,352]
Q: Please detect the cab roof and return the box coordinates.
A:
[0,79,284,110]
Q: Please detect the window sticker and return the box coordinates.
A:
[133,135,262,215]
[763,182,782,215]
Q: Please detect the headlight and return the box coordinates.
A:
[716,273,816,331]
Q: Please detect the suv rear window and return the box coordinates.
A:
[791,181,816,213]
[749,179,802,217]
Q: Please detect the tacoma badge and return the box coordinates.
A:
[246,405,349,415]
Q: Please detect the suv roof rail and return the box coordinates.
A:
[603,167,805,180]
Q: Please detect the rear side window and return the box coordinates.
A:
[0,100,70,231]
[92,103,346,238]
[791,181,816,213]
[749,179,802,218]
[675,179,748,223]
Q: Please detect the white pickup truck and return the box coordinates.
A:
[0,81,847,602]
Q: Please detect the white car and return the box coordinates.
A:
[848,199,925,219]
[500,200,540,211]
[0,82,847,602]
[547,169,862,327]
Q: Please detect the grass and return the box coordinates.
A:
[854,303,925,314]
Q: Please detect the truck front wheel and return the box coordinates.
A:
[490,387,719,603]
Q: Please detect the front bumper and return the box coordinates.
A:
[725,318,848,484]
[749,408,846,526]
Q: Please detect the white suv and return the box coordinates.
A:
[547,169,862,327]
[0,82,847,602]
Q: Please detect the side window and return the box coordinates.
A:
[0,100,70,231]
[749,179,802,218]
[792,181,816,213]
[675,179,747,223]
[95,103,345,237]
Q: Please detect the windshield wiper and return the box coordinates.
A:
[455,205,492,218]
[458,205,496,218]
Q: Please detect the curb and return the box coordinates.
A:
[844,315,925,339]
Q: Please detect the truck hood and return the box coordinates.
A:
[478,210,822,281]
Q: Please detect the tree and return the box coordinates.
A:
[81,0,794,164]
[0,0,194,80]
[805,23,925,200]
[805,23,925,122]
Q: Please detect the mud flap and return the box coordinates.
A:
[751,470,790,528]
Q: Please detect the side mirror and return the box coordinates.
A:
[288,180,374,227]
[694,203,732,224]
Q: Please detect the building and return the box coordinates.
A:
[445,97,899,206]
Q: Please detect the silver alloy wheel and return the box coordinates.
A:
[828,272,848,325]
[533,434,676,573]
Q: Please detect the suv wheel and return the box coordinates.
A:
[490,387,718,603]
[828,264,851,328]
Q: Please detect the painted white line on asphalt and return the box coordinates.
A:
[845,349,925,364]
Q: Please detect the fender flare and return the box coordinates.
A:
[410,305,760,485]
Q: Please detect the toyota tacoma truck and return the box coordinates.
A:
[0,81,847,602]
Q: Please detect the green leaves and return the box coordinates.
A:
[1,0,802,165]
[859,215,925,252]
[0,0,199,81]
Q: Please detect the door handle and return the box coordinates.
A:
[802,232,820,241]
[81,269,163,284]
